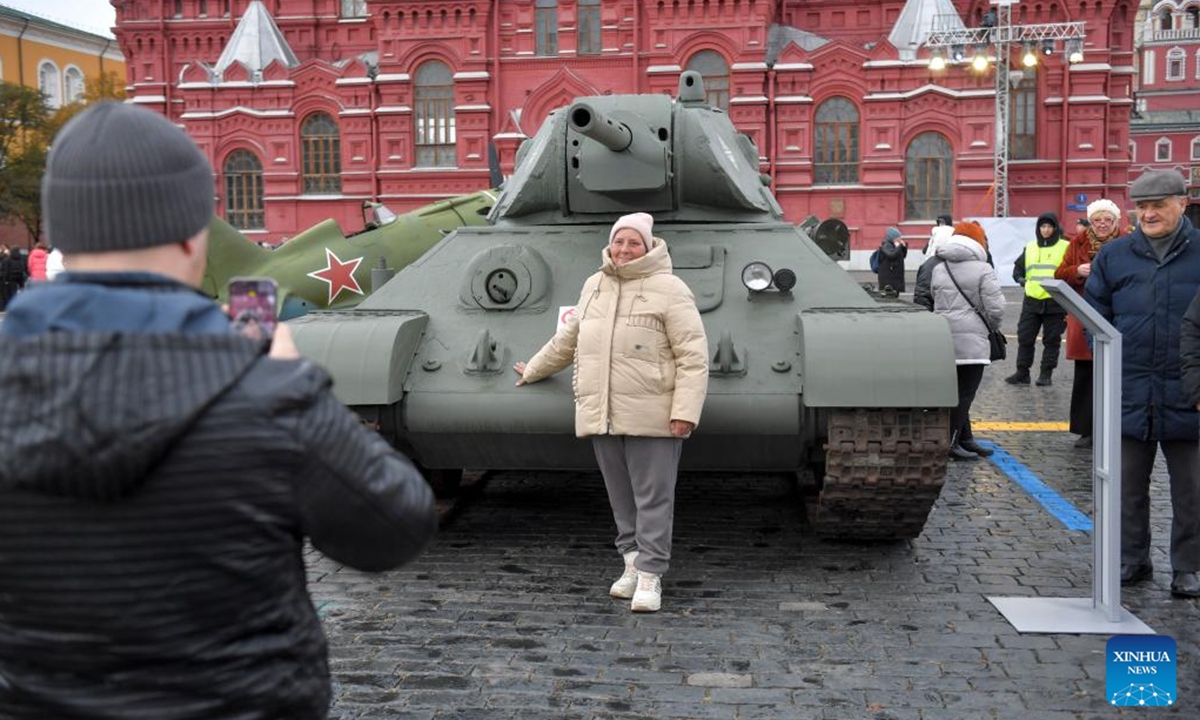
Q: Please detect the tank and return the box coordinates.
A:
[290,73,959,540]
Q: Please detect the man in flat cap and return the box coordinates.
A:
[1086,169,1200,598]
[0,103,437,718]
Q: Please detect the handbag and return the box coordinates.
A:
[943,262,1007,361]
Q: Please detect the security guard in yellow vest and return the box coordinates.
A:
[1006,212,1070,386]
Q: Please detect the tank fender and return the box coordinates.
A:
[289,311,429,406]
[797,309,958,408]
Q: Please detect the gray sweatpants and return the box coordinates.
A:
[592,435,684,575]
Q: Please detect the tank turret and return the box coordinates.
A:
[494,72,781,223]
[291,75,958,540]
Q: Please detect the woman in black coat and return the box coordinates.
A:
[876,227,908,294]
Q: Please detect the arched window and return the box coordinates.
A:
[905,132,953,220]
[1156,137,1172,162]
[1159,11,1172,31]
[1010,77,1037,160]
[1191,136,1200,161]
[414,61,456,167]
[1167,47,1186,80]
[38,60,61,108]
[578,0,601,56]
[64,67,85,103]
[301,112,342,194]
[536,0,558,56]
[224,150,264,230]
[685,50,729,110]
[1189,7,1200,28]
[813,97,859,184]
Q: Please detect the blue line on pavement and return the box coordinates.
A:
[979,441,1093,532]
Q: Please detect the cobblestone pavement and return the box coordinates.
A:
[308,287,1200,720]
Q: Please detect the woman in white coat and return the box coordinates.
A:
[513,212,709,612]
[929,222,1006,460]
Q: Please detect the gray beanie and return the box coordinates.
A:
[41,102,215,252]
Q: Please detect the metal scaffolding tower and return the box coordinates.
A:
[924,1,1085,217]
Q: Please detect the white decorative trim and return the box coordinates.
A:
[1067,95,1110,102]
[864,84,994,100]
[731,62,768,71]
[374,73,411,82]
[646,64,684,74]
[376,105,413,113]
[730,96,768,104]
[130,95,167,103]
[453,71,490,80]
[1068,63,1113,71]
[335,78,373,86]
[772,62,814,71]
[454,104,492,111]
[180,107,294,119]
[774,95,814,103]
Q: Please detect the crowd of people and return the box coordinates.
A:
[907,169,1200,599]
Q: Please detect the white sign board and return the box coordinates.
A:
[967,216,1037,288]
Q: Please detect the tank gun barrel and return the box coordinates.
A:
[568,102,632,152]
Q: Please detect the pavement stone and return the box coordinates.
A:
[308,289,1200,719]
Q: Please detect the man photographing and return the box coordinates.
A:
[1086,169,1200,598]
[0,103,437,718]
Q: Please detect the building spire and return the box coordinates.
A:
[214,0,298,76]
[888,0,967,61]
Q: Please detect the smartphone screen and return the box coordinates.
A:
[228,277,278,340]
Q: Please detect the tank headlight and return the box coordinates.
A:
[773,268,797,293]
[741,262,774,292]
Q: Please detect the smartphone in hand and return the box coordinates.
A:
[228,277,278,340]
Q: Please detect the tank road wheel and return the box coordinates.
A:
[809,408,951,540]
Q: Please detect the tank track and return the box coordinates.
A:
[810,408,951,540]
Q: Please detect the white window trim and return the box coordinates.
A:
[1156,137,1172,162]
[63,64,85,104]
[38,59,61,109]
[1166,47,1186,81]
[1191,136,1200,161]
[1144,49,1156,85]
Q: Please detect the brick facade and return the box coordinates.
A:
[115,0,1138,254]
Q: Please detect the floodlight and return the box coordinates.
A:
[1022,42,1038,68]
[951,44,966,62]
[929,49,946,71]
[971,45,989,73]
[1067,38,1084,64]
[1041,39,1055,56]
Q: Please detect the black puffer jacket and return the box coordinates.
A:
[0,331,436,719]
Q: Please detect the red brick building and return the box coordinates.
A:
[113,0,1137,263]
[1131,0,1200,226]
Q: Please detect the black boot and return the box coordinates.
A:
[1005,368,1031,385]
[949,431,979,461]
[958,439,994,457]
[1035,368,1053,386]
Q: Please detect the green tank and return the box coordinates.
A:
[290,72,958,540]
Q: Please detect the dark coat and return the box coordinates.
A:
[1085,217,1200,441]
[876,239,908,293]
[0,286,436,719]
[1181,289,1200,409]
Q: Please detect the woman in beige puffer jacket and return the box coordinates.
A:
[514,213,708,613]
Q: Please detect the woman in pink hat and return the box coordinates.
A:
[513,212,709,613]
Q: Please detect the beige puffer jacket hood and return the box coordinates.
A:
[521,237,709,437]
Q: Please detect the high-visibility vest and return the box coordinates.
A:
[1023,238,1070,300]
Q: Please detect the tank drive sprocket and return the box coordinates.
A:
[811,408,951,540]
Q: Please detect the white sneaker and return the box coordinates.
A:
[609,551,639,599]
[630,570,662,612]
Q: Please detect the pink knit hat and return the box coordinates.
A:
[609,212,656,248]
